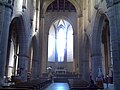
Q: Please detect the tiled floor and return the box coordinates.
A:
[44,83,69,90]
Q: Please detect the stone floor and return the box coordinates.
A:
[44,83,69,90]
[103,83,114,90]
[44,83,114,90]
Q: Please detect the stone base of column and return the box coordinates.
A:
[0,77,4,87]
[18,54,29,82]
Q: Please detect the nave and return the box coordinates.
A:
[44,82,114,90]
[0,75,114,90]
[44,83,69,90]
[1,0,120,90]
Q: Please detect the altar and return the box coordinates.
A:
[55,69,66,74]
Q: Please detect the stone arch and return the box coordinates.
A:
[43,0,82,17]
[46,15,77,35]
[9,15,29,81]
[68,0,82,16]
[92,12,110,56]
[91,11,109,81]
[29,35,39,79]
[44,9,78,73]
[10,15,28,55]
[6,18,19,78]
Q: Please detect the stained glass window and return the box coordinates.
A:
[48,19,73,62]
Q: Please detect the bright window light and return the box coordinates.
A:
[48,19,73,62]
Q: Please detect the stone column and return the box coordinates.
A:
[42,29,48,74]
[74,16,80,76]
[31,58,39,79]
[73,33,79,74]
[91,53,102,82]
[82,39,90,81]
[78,16,84,78]
[39,16,45,76]
[0,1,12,86]
[82,59,90,80]
[37,0,44,77]
[18,54,29,82]
[41,17,47,73]
[106,1,120,89]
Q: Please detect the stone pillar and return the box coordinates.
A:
[39,16,45,76]
[82,59,90,80]
[0,1,12,86]
[18,54,29,82]
[73,33,79,74]
[31,58,38,79]
[74,16,80,76]
[82,40,90,81]
[42,30,48,74]
[78,16,84,78]
[106,0,120,89]
[91,53,102,82]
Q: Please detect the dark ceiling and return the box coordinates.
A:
[46,0,76,12]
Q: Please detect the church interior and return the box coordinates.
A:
[0,0,120,90]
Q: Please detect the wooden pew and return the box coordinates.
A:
[8,77,52,90]
[68,78,104,90]
[32,78,51,89]
[0,88,28,90]
[68,78,90,89]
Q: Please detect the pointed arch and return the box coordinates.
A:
[10,15,28,55]
[8,15,29,81]
[48,19,73,62]
[92,12,107,56]
[29,35,39,79]
[91,11,110,81]
[44,0,82,16]
[6,14,28,79]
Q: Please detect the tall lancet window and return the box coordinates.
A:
[48,19,73,62]
[57,22,66,62]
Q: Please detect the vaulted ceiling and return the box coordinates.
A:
[46,0,76,12]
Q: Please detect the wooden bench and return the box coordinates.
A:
[68,79,90,88]
[9,78,52,90]
[0,88,28,90]
[68,78,104,90]
[33,78,52,89]
[2,77,52,90]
